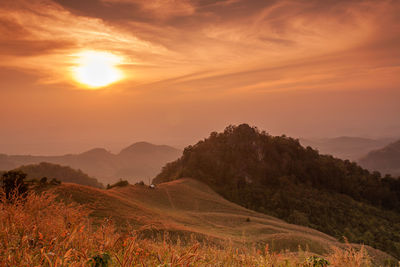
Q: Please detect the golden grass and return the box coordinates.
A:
[52,179,339,253]
[1,190,394,267]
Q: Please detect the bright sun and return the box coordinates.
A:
[72,51,123,89]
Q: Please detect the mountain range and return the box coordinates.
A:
[300,136,394,161]
[0,142,181,184]
[359,140,400,177]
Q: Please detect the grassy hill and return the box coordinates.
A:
[15,162,103,188]
[0,142,181,184]
[2,178,393,266]
[46,178,394,264]
[359,140,400,177]
[154,124,400,259]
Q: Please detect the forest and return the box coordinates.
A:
[11,162,103,188]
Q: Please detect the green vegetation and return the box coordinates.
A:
[15,162,103,188]
[154,124,400,259]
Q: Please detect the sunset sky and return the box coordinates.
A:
[1,0,399,155]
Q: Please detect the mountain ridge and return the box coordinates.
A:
[0,142,182,184]
[300,136,394,161]
[359,140,400,176]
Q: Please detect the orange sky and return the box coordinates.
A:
[0,0,399,154]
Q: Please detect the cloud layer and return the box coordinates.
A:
[1,0,398,89]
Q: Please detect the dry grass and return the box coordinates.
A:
[52,179,339,255]
[1,190,395,267]
[328,240,372,267]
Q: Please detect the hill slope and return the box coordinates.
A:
[359,140,400,177]
[154,124,400,259]
[300,137,392,161]
[0,142,181,184]
[15,162,103,188]
[49,178,393,264]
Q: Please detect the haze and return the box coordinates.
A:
[1,0,399,155]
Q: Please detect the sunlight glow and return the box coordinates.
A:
[72,51,123,88]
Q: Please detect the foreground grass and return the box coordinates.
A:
[0,191,394,266]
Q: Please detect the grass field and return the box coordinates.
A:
[1,178,398,266]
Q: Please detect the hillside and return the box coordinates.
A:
[300,137,392,161]
[359,140,400,177]
[154,124,400,259]
[0,142,181,184]
[15,162,103,188]
[48,178,394,265]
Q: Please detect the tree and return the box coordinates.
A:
[40,177,48,185]
[1,171,28,200]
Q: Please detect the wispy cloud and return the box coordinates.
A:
[0,0,398,92]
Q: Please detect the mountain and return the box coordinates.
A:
[154,124,400,259]
[48,179,394,265]
[15,162,103,188]
[115,142,182,180]
[0,142,181,184]
[300,136,393,161]
[359,140,400,177]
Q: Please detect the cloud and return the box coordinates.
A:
[0,18,30,39]
[0,40,75,56]
[1,0,400,152]
[0,0,169,85]
[0,0,398,93]
[103,0,196,19]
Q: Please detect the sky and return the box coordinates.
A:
[0,0,399,155]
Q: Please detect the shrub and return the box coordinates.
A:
[107,179,129,189]
[40,177,48,185]
[88,253,112,267]
[1,170,28,201]
[305,255,330,266]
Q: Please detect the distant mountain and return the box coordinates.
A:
[15,162,103,188]
[116,142,182,180]
[155,124,400,259]
[359,140,400,177]
[300,136,393,161]
[0,142,181,184]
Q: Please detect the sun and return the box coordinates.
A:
[72,51,123,89]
